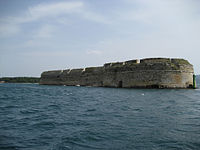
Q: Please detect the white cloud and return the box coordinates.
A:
[26,1,109,24]
[0,1,109,25]
[0,1,109,38]
[1,2,84,24]
[28,1,83,21]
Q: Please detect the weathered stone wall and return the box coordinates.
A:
[40,58,195,88]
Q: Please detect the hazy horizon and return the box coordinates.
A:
[1,0,200,77]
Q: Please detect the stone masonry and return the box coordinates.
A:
[40,58,195,88]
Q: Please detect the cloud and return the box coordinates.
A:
[1,2,84,24]
[27,1,109,23]
[28,1,83,21]
[21,25,56,48]
[0,1,109,25]
[1,0,200,76]
[108,0,200,44]
[123,0,200,25]
[0,1,110,38]
[34,24,55,38]
[0,24,20,37]
[80,11,111,24]
[86,50,102,55]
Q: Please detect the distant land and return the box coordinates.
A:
[0,77,40,83]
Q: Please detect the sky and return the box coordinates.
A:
[0,0,200,77]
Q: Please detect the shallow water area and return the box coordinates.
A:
[0,82,200,150]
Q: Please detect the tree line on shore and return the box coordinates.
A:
[0,77,40,83]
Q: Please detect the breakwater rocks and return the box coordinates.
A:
[40,58,195,88]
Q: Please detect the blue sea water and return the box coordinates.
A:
[0,81,200,150]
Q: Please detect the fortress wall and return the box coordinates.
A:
[115,70,193,88]
[84,67,103,73]
[40,70,63,85]
[125,60,137,65]
[140,58,171,64]
[70,69,83,74]
[99,70,193,88]
[79,67,104,86]
[60,69,83,85]
[80,74,103,86]
[41,70,63,78]
[110,62,124,67]
[102,72,118,87]
[116,71,163,88]
[171,58,190,65]
[160,71,193,88]
[73,68,103,86]
[40,58,195,88]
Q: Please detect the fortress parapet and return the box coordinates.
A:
[40,58,195,88]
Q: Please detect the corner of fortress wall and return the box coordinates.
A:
[39,58,195,89]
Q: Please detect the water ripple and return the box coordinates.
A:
[0,83,200,150]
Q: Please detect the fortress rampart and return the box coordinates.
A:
[40,58,195,88]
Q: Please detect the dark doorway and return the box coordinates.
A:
[148,84,159,88]
[118,81,123,88]
[188,84,193,88]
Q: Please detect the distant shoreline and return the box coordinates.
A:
[0,77,40,83]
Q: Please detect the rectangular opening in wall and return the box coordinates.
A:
[118,81,123,88]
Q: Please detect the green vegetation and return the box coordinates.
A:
[170,63,179,70]
[111,62,123,67]
[0,77,40,83]
[141,58,171,63]
[171,59,190,65]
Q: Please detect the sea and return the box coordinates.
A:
[0,80,200,150]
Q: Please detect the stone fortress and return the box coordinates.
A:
[40,58,195,88]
